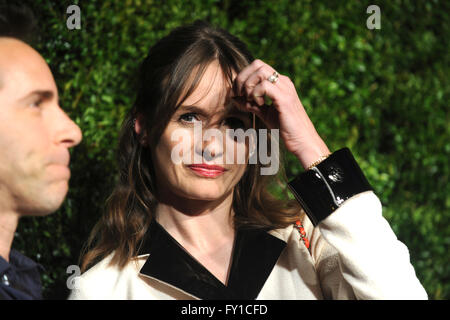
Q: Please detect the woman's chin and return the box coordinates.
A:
[178,185,230,202]
[187,192,226,202]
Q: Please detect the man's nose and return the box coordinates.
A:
[54,106,82,148]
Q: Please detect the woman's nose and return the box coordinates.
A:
[195,128,224,162]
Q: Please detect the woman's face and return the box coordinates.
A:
[152,61,253,203]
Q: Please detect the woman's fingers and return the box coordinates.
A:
[242,67,276,98]
[249,78,281,107]
[233,59,271,97]
[232,58,331,167]
[233,59,285,109]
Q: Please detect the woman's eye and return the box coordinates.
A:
[224,117,246,129]
[179,113,200,123]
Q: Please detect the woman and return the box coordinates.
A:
[70,20,427,299]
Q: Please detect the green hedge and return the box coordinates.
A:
[13,0,449,299]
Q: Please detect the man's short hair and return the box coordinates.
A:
[0,2,37,43]
[0,2,37,89]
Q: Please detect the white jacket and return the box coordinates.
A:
[69,191,428,300]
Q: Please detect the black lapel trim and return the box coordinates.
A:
[226,226,287,299]
[139,220,231,299]
[138,220,286,300]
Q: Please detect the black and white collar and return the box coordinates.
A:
[138,219,287,300]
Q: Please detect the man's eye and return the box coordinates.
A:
[179,113,200,123]
[30,98,43,108]
[224,117,245,129]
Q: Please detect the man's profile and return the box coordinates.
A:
[0,3,82,299]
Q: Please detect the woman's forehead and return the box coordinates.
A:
[181,61,238,114]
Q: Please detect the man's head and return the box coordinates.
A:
[0,2,37,44]
[0,5,82,217]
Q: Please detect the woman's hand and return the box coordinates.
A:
[231,59,330,170]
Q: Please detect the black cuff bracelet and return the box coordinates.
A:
[288,148,374,227]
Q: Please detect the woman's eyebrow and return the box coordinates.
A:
[178,104,251,121]
[177,105,209,115]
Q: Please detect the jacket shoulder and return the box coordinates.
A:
[68,253,143,300]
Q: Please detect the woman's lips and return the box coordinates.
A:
[187,164,227,178]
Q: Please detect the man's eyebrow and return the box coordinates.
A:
[19,90,54,102]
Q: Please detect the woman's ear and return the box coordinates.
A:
[134,114,147,145]
[134,115,142,135]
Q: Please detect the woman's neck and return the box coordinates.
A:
[155,190,235,252]
[154,190,237,284]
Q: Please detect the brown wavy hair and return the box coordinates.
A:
[81,20,304,272]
